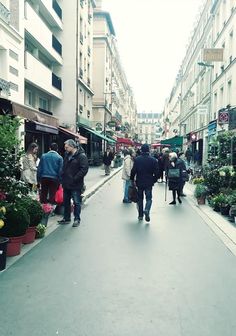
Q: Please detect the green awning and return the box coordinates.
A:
[82,126,116,144]
[160,136,183,147]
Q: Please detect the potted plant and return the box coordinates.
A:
[0,204,9,271]
[35,224,47,239]
[194,184,208,205]
[19,196,44,244]
[0,202,30,256]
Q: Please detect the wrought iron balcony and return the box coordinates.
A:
[0,78,10,95]
[0,2,10,24]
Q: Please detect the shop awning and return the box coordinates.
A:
[12,102,59,127]
[160,136,183,147]
[82,126,116,144]
[59,127,88,144]
[117,137,134,145]
[34,121,58,134]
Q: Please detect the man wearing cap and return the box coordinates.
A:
[130,144,159,222]
[58,139,89,227]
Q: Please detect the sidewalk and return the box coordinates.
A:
[4,165,123,270]
[185,182,236,256]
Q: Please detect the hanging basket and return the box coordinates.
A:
[22,226,36,244]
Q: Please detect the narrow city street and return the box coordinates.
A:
[1,172,236,336]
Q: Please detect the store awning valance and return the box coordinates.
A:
[82,126,116,144]
[34,121,58,134]
[117,137,133,145]
[59,127,88,144]
[160,136,183,147]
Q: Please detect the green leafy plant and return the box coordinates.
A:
[35,224,46,238]
[0,202,29,237]
[194,184,208,199]
[18,196,43,227]
[192,177,205,185]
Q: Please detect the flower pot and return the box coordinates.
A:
[22,226,36,244]
[197,197,205,205]
[0,237,9,271]
[220,206,230,216]
[6,236,24,257]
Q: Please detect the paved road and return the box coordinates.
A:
[1,173,236,336]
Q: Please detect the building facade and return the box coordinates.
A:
[137,112,162,145]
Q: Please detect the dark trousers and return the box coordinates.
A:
[40,177,59,204]
[63,189,82,221]
[137,187,152,217]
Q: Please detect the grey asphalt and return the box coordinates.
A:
[1,173,236,336]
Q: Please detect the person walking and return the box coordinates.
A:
[121,149,134,203]
[58,139,89,227]
[37,143,63,204]
[21,142,39,191]
[178,152,189,197]
[167,152,186,205]
[130,144,159,222]
[185,147,192,166]
[103,147,114,175]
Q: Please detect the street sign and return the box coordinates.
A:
[197,104,208,115]
[203,48,224,62]
[218,110,229,124]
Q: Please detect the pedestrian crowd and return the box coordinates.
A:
[21,139,192,226]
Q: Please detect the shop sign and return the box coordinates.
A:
[107,121,116,128]
[218,109,229,124]
[203,48,224,62]
[95,122,103,131]
[197,104,208,115]
[208,120,217,136]
[229,109,236,130]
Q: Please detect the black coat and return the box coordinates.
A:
[130,153,159,188]
[167,158,186,190]
[103,151,114,166]
[61,147,89,190]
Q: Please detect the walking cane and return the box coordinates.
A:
[164,173,168,202]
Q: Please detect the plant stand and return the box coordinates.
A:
[22,227,36,244]
[0,237,9,271]
[6,236,24,257]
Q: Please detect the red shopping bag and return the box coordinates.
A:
[55,185,63,204]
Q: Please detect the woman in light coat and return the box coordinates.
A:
[122,149,134,203]
[21,142,39,190]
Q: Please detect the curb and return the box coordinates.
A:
[1,167,123,273]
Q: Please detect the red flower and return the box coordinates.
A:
[42,203,54,214]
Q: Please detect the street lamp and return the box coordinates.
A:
[103,91,115,151]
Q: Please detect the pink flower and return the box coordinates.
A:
[0,191,6,201]
[42,203,54,214]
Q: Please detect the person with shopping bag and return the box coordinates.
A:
[167,152,186,205]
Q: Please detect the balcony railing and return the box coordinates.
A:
[52,73,62,91]
[0,2,10,24]
[79,68,83,79]
[0,78,10,95]
[52,0,62,20]
[52,35,62,55]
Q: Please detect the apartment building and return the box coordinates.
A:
[163,0,236,164]
[137,112,162,145]
[92,1,137,143]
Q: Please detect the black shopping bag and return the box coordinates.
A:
[128,185,138,203]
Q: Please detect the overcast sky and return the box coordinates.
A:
[102,0,205,113]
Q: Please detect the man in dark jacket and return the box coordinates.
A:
[37,143,63,204]
[103,147,114,175]
[58,139,89,227]
[130,144,159,222]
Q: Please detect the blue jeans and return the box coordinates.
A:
[124,180,131,201]
[63,189,82,221]
[137,187,152,217]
